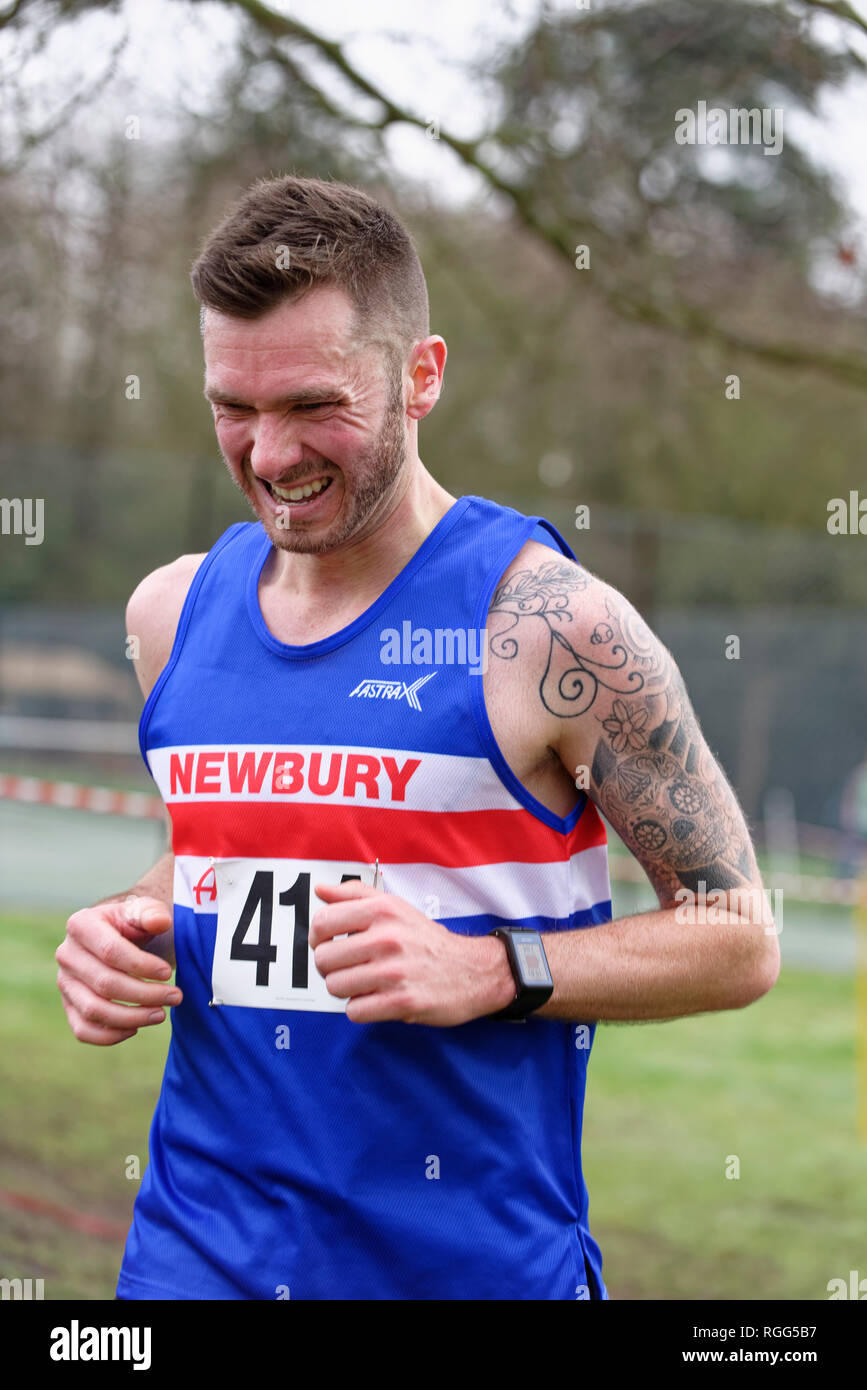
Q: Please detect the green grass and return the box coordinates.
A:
[0,909,170,1299]
[1,909,864,1299]
[584,969,866,1299]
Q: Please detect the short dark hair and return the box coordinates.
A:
[190,174,429,369]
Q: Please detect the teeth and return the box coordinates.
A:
[271,477,329,502]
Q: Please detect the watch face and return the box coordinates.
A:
[513,933,552,986]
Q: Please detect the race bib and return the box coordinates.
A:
[210,857,378,1012]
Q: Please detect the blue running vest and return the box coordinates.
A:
[116,493,612,1300]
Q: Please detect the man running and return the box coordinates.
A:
[56,175,779,1300]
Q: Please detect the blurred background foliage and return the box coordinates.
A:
[1,0,866,604]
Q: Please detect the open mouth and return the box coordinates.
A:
[264,475,333,506]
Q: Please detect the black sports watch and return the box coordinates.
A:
[487,928,554,1021]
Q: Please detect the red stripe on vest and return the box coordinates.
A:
[170,800,606,867]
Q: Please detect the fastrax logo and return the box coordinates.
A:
[350,673,436,712]
[50,1320,151,1370]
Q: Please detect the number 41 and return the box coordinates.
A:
[230,870,361,988]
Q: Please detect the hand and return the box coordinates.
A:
[308,879,515,1026]
[56,896,182,1046]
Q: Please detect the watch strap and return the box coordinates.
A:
[487,927,554,1021]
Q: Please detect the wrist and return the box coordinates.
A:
[469,934,517,1017]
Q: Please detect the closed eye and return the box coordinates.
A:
[213,400,338,414]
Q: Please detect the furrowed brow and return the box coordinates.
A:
[203,384,342,406]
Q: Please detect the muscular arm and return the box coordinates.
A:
[55,553,204,1043]
[114,554,206,967]
[486,553,780,1021]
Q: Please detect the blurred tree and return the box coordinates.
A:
[210,0,867,386]
[1,0,867,602]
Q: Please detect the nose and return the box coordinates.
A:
[248,413,305,482]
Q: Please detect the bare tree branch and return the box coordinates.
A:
[261,43,389,134]
[215,0,867,392]
[796,0,867,40]
[605,286,867,388]
[0,27,129,175]
[0,0,28,31]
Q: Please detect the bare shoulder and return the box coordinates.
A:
[488,537,677,742]
[489,540,766,908]
[126,554,207,698]
[488,538,624,665]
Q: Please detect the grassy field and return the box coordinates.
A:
[1,907,864,1300]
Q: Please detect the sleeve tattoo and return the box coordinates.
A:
[488,563,758,904]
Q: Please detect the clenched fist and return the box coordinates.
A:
[56,895,182,1046]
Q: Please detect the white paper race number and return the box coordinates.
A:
[211,858,378,1012]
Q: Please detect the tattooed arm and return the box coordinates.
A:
[486,555,780,1021]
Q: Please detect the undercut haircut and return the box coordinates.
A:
[190,174,430,375]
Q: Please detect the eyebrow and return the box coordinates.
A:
[203,385,341,406]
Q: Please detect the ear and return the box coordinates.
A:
[406,336,447,420]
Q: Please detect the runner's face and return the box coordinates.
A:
[203,287,407,554]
